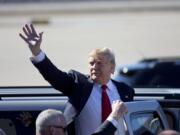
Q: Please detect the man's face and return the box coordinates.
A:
[50,126,67,135]
[88,54,115,84]
[48,116,67,135]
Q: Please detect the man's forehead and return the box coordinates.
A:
[88,55,106,62]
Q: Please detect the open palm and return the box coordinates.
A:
[19,24,43,56]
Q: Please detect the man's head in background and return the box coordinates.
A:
[158,130,180,135]
[36,109,67,135]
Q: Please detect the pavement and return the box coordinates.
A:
[0,1,180,86]
[1,0,180,15]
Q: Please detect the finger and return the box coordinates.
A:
[30,24,38,37]
[25,24,32,35]
[122,106,128,114]
[32,38,39,42]
[23,27,29,37]
[38,32,43,43]
[39,32,43,38]
[19,33,27,41]
[19,33,32,46]
[113,100,120,104]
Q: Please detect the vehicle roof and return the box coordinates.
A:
[118,56,180,73]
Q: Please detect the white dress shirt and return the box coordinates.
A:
[75,81,126,135]
[30,51,45,63]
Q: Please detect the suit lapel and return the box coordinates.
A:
[112,79,130,102]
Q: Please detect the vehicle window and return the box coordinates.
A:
[116,63,180,88]
[130,111,164,135]
[0,111,40,135]
[133,65,180,88]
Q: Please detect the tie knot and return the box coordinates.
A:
[101,85,107,90]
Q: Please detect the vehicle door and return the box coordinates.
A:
[123,100,169,135]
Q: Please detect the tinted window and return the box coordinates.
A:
[115,61,180,88]
[0,111,40,135]
[133,63,180,88]
[130,111,164,135]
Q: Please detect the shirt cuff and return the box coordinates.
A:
[107,116,119,128]
[30,51,45,63]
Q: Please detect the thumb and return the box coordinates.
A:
[39,32,43,39]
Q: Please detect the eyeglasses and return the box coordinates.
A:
[50,125,67,132]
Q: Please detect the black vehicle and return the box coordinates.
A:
[113,57,180,88]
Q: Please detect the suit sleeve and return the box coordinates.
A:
[32,55,76,96]
[92,121,117,135]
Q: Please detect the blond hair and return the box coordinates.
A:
[89,47,116,65]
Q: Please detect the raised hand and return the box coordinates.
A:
[110,100,128,120]
[19,24,43,56]
[16,111,33,127]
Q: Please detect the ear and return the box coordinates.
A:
[111,64,115,74]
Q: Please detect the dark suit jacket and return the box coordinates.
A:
[92,120,117,135]
[33,55,135,135]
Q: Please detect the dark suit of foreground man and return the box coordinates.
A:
[20,24,135,135]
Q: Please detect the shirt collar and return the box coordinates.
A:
[95,80,113,91]
[106,80,114,91]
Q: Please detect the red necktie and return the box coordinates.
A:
[101,85,112,122]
